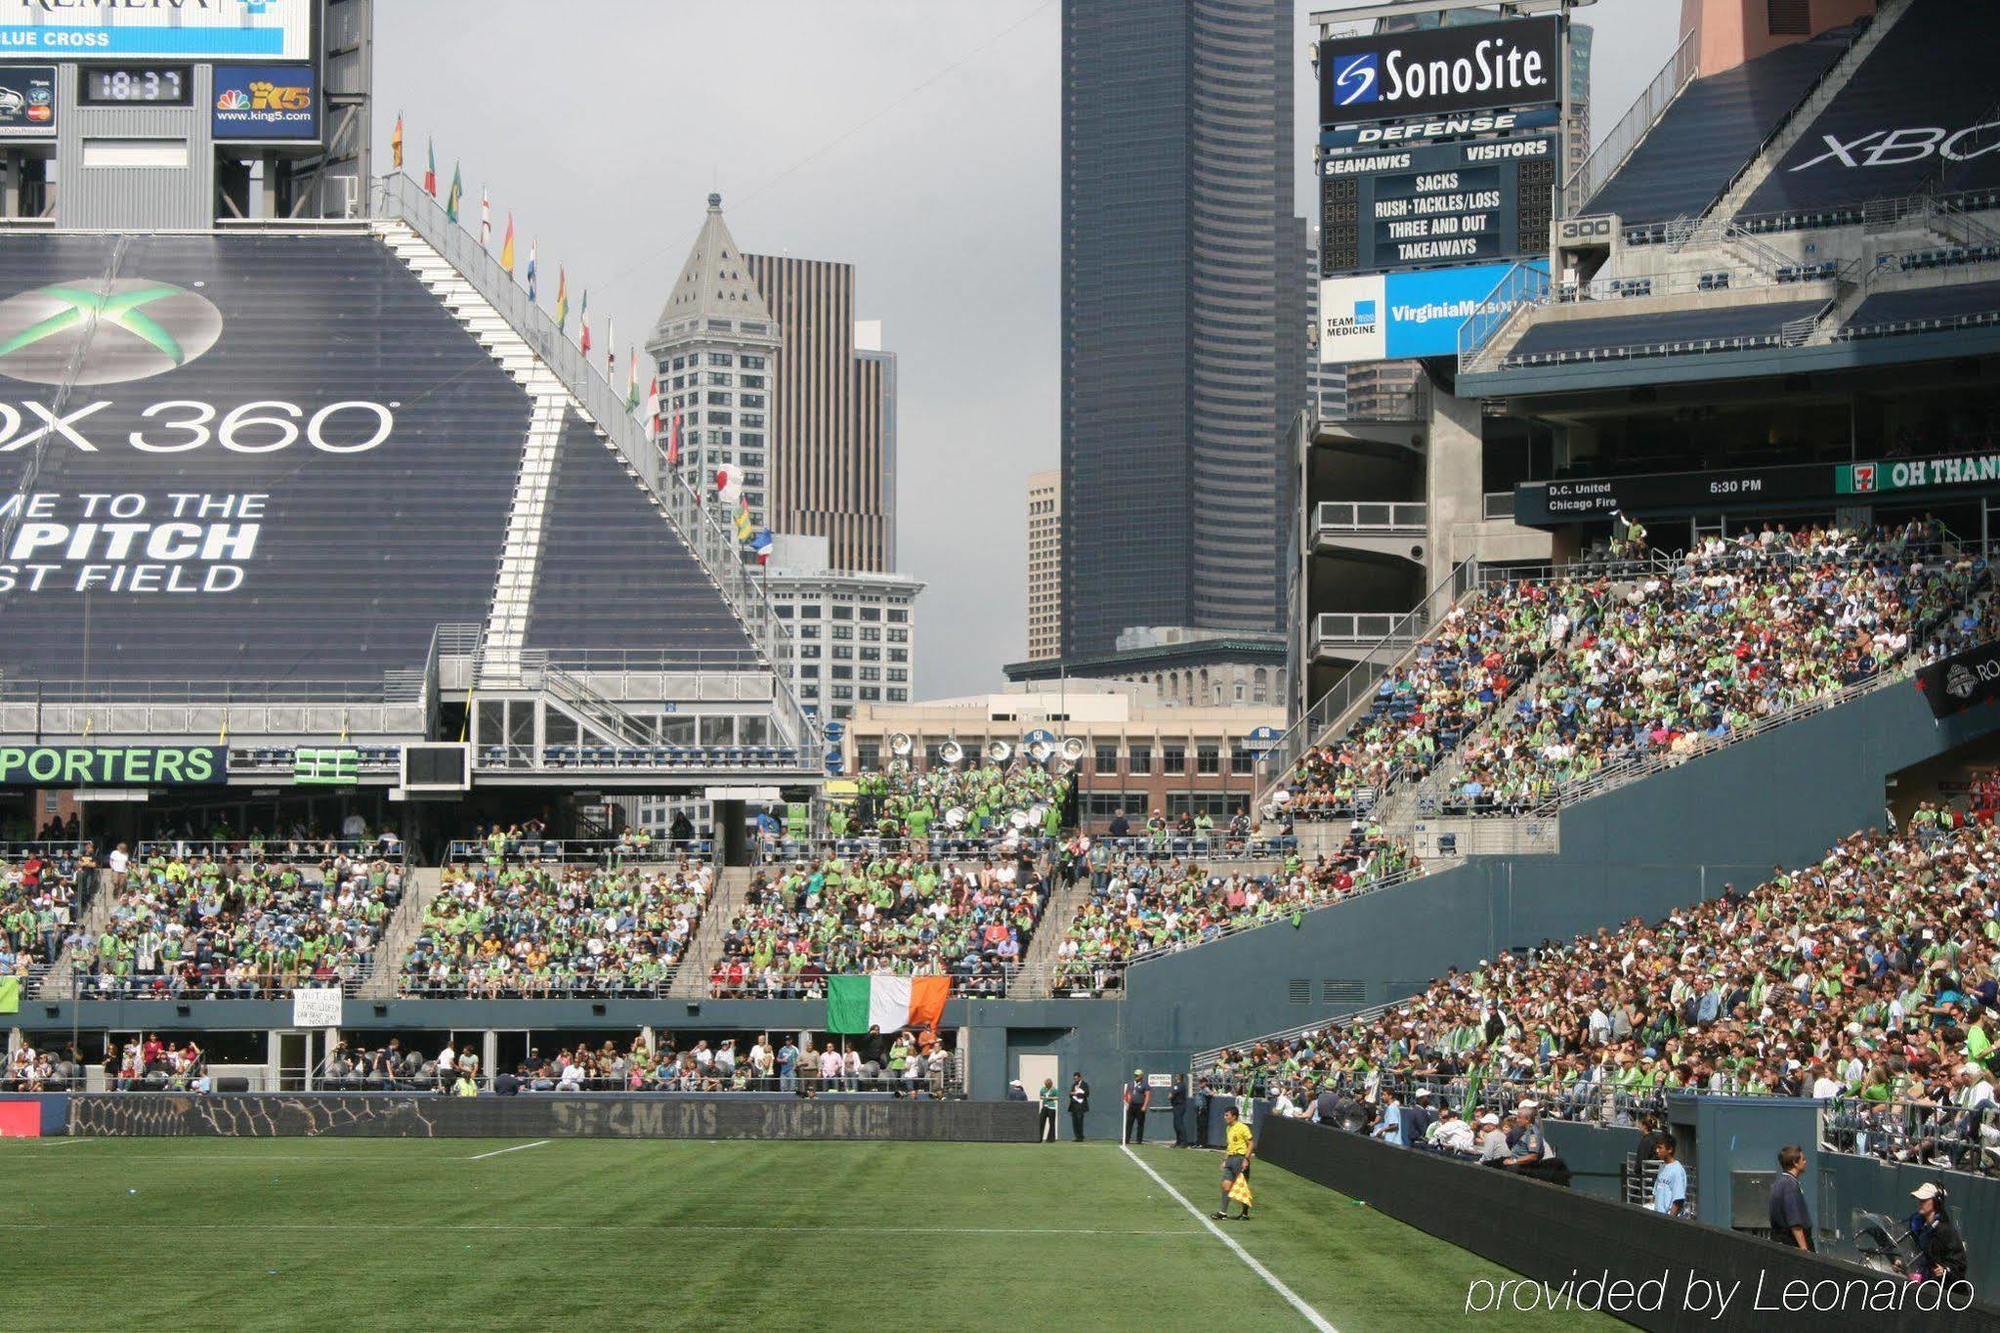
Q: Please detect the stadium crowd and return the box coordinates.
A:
[1053,828,1415,992]
[841,761,1069,841]
[1282,521,1995,819]
[400,860,713,996]
[709,852,1047,997]
[1442,522,1992,811]
[73,850,401,998]
[1200,812,2000,1174]
[1,847,82,972]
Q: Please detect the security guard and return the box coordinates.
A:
[1123,1068,1151,1143]
[1067,1071,1091,1141]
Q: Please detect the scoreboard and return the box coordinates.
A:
[1320,133,1555,276]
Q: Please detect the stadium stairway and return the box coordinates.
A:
[1697,0,1910,230]
[37,882,121,1001]
[1007,873,1092,1000]
[359,865,444,1000]
[667,865,760,998]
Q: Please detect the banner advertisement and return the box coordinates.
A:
[1916,639,2000,719]
[1319,261,1545,364]
[290,987,343,1028]
[0,0,314,62]
[212,63,319,142]
[0,63,52,138]
[1320,106,1559,156]
[1837,454,2000,497]
[1321,134,1553,273]
[1319,17,1561,129]
[0,745,227,788]
[1513,461,1848,527]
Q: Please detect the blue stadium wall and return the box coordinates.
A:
[28,679,2000,1140]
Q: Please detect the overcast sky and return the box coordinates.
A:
[376,0,1680,698]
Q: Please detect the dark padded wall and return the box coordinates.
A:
[523,416,754,658]
[0,233,526,684]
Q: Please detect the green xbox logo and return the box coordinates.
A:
[0,279,222,386]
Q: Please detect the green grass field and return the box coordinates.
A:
[0,1136,1616,1330]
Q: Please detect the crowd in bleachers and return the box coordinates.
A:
[73,850,400,998]
[1202,814,2000,1169]
[1283,576,1601,820]
[710,852,1047,998]
[1053,828,1415,993]
[1442,522,1989,811]
[401,859,712,996]
[1282,522,1994,820]
[0,847,83,974]
[841,761,1069,841]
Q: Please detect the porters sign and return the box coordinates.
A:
[0,745,226,787]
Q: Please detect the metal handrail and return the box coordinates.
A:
[0,676,426,705]
[1313,612,1427,644]
[371,173,818,757]
[1561,29,1698,218]
[1456,259,1551,373]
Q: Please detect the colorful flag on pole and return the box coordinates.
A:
[606,316,616,379]
[644,376,661,439]
[499,213,516,275]
[579,292,592,355]
[715,464,742,505]
[554,267,568,331]
[479,189,491,249]
[751,528,773,566]
[424,138,436,195]
[626,350,640,410]
[525,241,538,303]
[735,497,754,542]
[667,412,682,466]
[446,163,463,223]
[392,113,404,170]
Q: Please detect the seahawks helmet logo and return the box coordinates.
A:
[0,279,222,386]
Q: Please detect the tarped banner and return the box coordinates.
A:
[1915,638,2000,719]
[0,746,225,788]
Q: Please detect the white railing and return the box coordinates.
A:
[1456,260,1551,374]
[1561,29,1698,218]
[370,173,818,757]
[1313,612,1429,650]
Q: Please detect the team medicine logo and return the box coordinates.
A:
[1334,53,1378,106]
[1948,664,1978,700]
[0,279,222,386]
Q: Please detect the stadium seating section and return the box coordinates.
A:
[1838,281,2000,342]
[1504,300,1826,367]
[1205,811,2000,1117]
[1741,0,1998,224]
[1055,833,1413,992]
[0,848,78,973]
[74,850,401,997]
[710,853,1046,997]
[0,232,755,691]
[1285,523,1993,818]
[401,860,712,996]
[1585,20,1861,232]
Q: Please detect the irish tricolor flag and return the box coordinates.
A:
[826,974,951,1034]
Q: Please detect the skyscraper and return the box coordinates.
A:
[1025,470,1062,661]
[1060,0,1304,658]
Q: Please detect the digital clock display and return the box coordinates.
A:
[81,67,191,106]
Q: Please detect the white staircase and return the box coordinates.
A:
[1008,872,1092,1000]
[669,866,759,998]
[38,884,119,1001]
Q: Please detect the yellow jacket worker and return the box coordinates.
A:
[1213,1106,1254,1222]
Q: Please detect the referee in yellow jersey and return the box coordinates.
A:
[1214,1105,1254,1221]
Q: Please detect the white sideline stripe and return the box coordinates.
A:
[29,1136,92,1147]
[1121,1145,1338,1333]
[466,1140,549,1161]
[0,1221,1194,1238]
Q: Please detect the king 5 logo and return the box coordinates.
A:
[248,81,312,112]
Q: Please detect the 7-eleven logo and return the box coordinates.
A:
[1849,463,1876,493]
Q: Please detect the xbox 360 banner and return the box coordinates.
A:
[1915,639,2000,719]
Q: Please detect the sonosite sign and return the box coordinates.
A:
[1319,16,1560,129]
